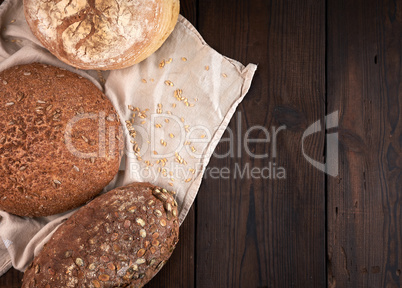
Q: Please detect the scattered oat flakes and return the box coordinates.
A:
[165,80,174,87]
[133,144,140,153]
[174,152,186,165]
[144,160,153,167]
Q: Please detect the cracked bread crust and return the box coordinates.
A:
[23,0,180,70]
[22,182,180,288]
[0,63,122,217]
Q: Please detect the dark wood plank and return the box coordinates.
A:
[0,267,23,288]
[196,0,326,287]
[327,0,402,287]
[179,0,197,27]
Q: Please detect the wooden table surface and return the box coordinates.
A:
[1,0,401,287]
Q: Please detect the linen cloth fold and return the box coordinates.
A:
[0,0,257,276]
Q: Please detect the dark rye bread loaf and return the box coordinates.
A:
[22,182,180,288]
[0,63,122,217]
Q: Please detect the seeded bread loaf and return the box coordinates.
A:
[23,0,180,70]
[0,63,122,217]
[22,182,180,288]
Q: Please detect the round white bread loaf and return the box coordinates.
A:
[23,0,180,70]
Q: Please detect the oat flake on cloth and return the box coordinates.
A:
[0,0,257,276]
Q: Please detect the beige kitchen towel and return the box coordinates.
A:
[0,0,257,276]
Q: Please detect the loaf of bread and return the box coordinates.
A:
[0,63,122,217]
[23,0,180,70]
[22,182,179,288]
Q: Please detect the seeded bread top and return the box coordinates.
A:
[0,63,122,217]
[23,0,180,70]
[22,182,180,288]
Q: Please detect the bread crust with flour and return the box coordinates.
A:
[23,0,180,70]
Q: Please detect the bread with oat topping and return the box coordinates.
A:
[21,182,180,288]
[0,63,122,217]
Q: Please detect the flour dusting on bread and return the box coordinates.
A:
[24,0,179,70]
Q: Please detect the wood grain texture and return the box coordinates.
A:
[1,0,402,287]
[196,0,326,287]
[327,0,402,287]
[0,268,22,288]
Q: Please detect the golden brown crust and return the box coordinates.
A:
[21,182,180,288]
[23,0,180,70]
[129,0,180,66]
[0,63,122,217]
